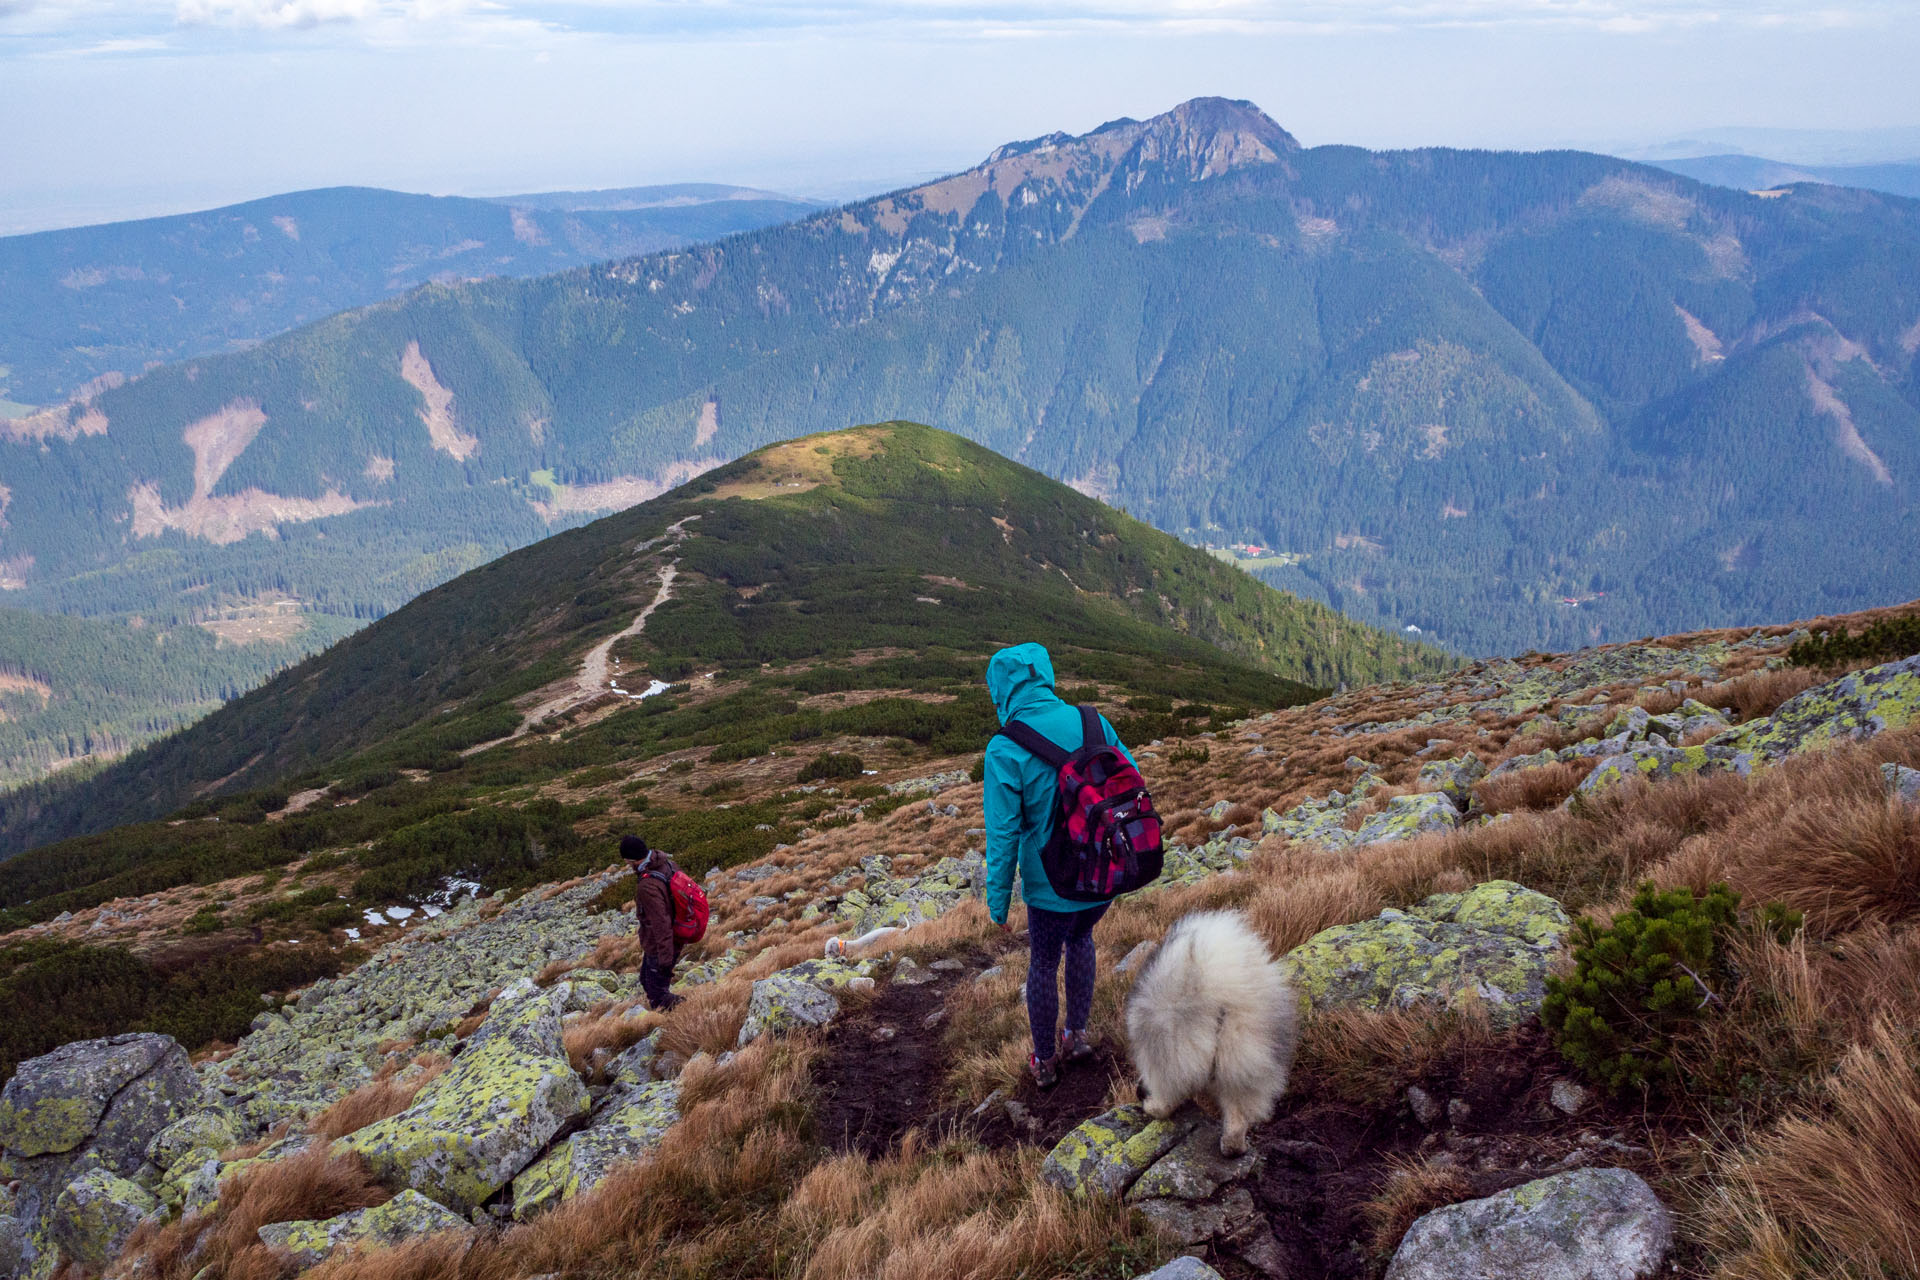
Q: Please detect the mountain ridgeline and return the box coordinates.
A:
[2,97,1917,662]
[0,423,1443,864]
[0,183,817,408]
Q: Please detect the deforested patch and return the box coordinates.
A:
[181,399,268,496]
[364,454,395,482]
[695,397,720,447]
[1805,360,1892,485]
[399,340,479,461]
[528,461,720,520]
[129,481,369,546]
[1675,304,1725,363]
[128,399,371,544]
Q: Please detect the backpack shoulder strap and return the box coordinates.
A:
[1077,705,1103,752]
[996,719,1070,769]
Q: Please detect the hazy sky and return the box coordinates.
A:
[4,0,1918,233]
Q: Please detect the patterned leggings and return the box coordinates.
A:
[1026,903,1109,1061]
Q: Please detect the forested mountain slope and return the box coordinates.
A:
[3,97,1916,662]
[0,423,1441,858]
[0,183,816,407]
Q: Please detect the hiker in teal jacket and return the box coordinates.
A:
[983,642,1137,1088]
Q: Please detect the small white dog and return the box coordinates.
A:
[1125,909,1301,1155]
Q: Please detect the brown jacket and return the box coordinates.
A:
[635,853,683,969]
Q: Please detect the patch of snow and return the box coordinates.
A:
[361,909,388,927]
[384,905,416,922]
[343,928,360,940]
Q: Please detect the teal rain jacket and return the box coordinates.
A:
[982,642,1137,921]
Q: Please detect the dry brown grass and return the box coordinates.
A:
[563,1007,661,1079]
[1706,1019,1920,1279]
[125,1146,390,1280]
[1651,742,1920,936]
[1472,759,1597,813]
[307,1054,449,1141]
[1362,1154,1476,1255]
[788,1140,1153,1280]
[504,1037,817,1277]
[1696,666,1825,724]
[1293,1003,1501,1108]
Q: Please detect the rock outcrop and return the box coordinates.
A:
[0,1033,201,1279]
[1282,881,1569,1025]
[511,1079,679,1219]
[332,983,589,1214]
[1385,1168,1672,1280]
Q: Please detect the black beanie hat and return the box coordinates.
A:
[620,833,651,862]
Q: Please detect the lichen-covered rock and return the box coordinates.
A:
[736,959,873,1046]
[1283,881,1568,1025]
[1127,1121,1260,1204]
[1040,1105,1197,1200]
[511,1080,679,1220]
[832,852,985,933]
[0,1034,197,1161]
[1883,762,1920,806]
[203,877,628,1138]
[1485,749,1559,780]
[607,1030,663,1087]
[1353,793,1462,844]
[48,1169,157,1269]
[1715,655,1920,762]
[143,1111,236,1175]
[333,985,588,1213]
[1417,755,1486,804]
[1385,1167,1672,1280]
[1261,774,1384,849]
[1577,741,1756,797]
[0,1211,22,1280]
[257,1189,473,1268]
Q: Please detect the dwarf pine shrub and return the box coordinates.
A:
[1542,881,1740,1092]
[1788,616,1920,669]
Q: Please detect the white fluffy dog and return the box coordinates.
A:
[1125,909,1301,1155]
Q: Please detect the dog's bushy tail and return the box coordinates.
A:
[1125,909,1300,1117]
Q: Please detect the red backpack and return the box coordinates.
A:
[996,705,1163,902]
[646,864,710,943]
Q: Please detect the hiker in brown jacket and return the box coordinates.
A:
[622,833,684,1011]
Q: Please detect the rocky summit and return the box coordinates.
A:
[3,609,1920,1278]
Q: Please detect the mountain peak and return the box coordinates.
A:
[983,96,1298,178]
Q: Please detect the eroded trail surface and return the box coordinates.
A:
[463,518,693,756]
[809,959,1656,1280]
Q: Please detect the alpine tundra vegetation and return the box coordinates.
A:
[1,420,1917,1275]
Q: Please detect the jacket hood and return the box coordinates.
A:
[986,643,1060,725]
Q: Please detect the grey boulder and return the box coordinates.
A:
[1385,1167,1672,1280]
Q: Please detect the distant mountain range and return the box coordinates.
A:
[0,96,1916,787]
[0,183,818,408]
[1652,154,1920,201]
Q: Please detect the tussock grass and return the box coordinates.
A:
[1362,1154,1476,1256]
[1706,1020,1920,1279]
[126,1146,389,1280]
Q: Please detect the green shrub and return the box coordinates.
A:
[969,754,986,783]
[182,907,226,936]
[710,740,771,764]
[1542,881,1740,1092]
[1788,617,1920,669]
[799,752,865,782]
[1166,745,1211,768]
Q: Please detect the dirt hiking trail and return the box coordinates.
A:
[462,517,694,756]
